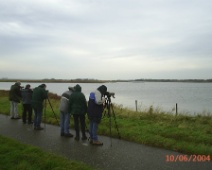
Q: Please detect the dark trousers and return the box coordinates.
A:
[73,114,86,137]
[22,104,32,123]
[33,107,43,128]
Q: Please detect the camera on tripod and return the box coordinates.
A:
[103,91,121,142]
[104,92,115,108]
[104,92,115,99]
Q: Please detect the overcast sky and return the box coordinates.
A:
[0,0,212,80]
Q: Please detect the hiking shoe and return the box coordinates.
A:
[81,136,88,140]
[92,141,103,146]
[14,117,21,119]
[10,117,15,119]
[64,133,74,137]
[61,133,64,136]
[89,139,93,144]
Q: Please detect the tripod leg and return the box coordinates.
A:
[107,101,113,146]
[44,99,47,130]
[111,103,121,139]
[47,98,60,126]
[109,115,112,147]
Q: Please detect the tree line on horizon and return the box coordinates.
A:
[1,78,212,83]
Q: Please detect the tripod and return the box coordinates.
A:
[43,98,60,128]
[104,96,121,146]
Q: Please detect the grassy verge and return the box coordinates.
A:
[1,90,212,157]
[0,135,95,170]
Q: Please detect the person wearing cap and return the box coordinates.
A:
[21,84,33,124]
[31,84,48,130]
[9,81,22,119]
[87,85,107,145]
[59,86,75,137]
[69,84,87,141]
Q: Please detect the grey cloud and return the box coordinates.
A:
[0,0,212,79]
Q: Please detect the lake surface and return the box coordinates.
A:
[1,82,212,115]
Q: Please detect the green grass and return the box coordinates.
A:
[107,108,212,155]
[1,90,212,157]
[0,135,95,170]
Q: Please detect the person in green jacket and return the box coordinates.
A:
[9,81,22,119]
[69,84,87,141]
[31,84,48,130]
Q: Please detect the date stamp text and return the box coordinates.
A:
[166,154,211,162]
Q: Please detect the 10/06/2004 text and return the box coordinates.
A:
[166,155,211,162]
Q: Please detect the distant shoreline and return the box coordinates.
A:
[0,78,212,83]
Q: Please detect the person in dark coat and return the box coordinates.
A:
[21,84,33,124]
[69,84,87,141]
[31,84,48,130]
[87,85,107,145]
[9,81,22,119]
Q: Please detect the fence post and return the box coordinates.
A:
[135,100,138,112]
[176,103,178,116]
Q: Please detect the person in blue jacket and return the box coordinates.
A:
[87,85,107,145]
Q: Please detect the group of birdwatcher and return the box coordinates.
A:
[9,81,108,146]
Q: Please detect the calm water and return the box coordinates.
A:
[1,82,212,115]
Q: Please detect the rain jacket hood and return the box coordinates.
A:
[74,84,81,92]
[69,84,87,115]
[97,85,107,95]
